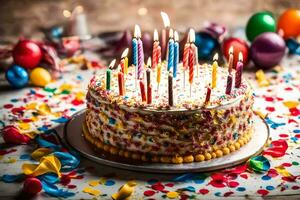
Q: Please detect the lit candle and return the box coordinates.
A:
[146,58,152,104]
[189,29,199,77]
[188,47,195,97]
[156,63,162,92]
[161,12,170,60]
[167,29,174,71]
[137,25,144,79]
[225,74,233,95]
[120,48,129,74]
[168,71,173,107]
[106,59,116,91]
[139,80,146,102]
[173,31,179,78]
[118,71,125,96]
[152,29,161,69]
[132,25,139,67]
[212,53,218,89]
[228,46,234,74]
[183,32,191,90]
[205,85,211,105]
[235,52,243,88]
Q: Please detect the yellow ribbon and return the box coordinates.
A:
[111,181,137,200]
[22,155,61,177]
[31,148,53,161]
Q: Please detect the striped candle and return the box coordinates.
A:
[173,31,179,78]
[235,52,243,88]
[132,38,138,67]
[167,29,174,71]
[225,74,233,95]
[138,38,144,79]
[139,80,146,102]
[152,29,160,69]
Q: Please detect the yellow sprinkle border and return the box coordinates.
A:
[82,122,253,164]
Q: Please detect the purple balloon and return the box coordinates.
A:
[250,32,286,69]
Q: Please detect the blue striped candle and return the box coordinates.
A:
[173,41,179,78]
[132,38,138,67]
[167,39,174,71]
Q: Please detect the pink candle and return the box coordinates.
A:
[225,74,233,95]
[152,29,160,69]
[235,52,243,88]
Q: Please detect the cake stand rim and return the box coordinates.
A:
[63,109,269,173]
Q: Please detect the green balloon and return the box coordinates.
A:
[246,11,276,42]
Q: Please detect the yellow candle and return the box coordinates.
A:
[157,63,161,85]
[212,53,218,89]
[124,57,128,74]
[121,48,129,75]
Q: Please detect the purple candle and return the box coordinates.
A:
[235,52,243,88]
[225,74,233,95]
[138,38,144,79]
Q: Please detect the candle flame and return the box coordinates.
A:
[160,12,170,28]
[169,28,174,39]
[188,29,195,43]
[121,48,129,58]
[154,29,159,41]
[174,31,179,42]
[238,52,243,62]
[229,46,234,54]
[63,10,71,18]
[134,24,141,38]
[147,57,152,67]
[109,59,116,69]
[213,53,219,61]
[74,5,84,14]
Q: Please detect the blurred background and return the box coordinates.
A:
[1,0,299,41]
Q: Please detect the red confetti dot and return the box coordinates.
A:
[266,107,275,112]
[264,96,274,102]
[151,182,165,191]
[257,189,269,196]
[295,134,300,139]
[71,99,84,106]
[67,185,77,189]
[224,191,234,197]
[228,181,239,188]
[144,190,156,196]
[290,107,300,116]
[288,119,297,124]
[292,186,300,190]
[165,183,174,187]
[199,189,209,195]
[3,104,13,109]
[267,169,279,178]
[279,134,289,138]
[285,87,293,91]
[282,163,292,167]
[240,174,248,179]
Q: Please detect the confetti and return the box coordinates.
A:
[248,156,270,173]
[82,186,102,196]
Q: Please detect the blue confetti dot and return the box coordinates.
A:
[183,186,195,192]
[105,180,115,186]
[109,118,116,125]
[262,175,271,181]
[194,179,205,184]
[10,98,18,102]
[266,185,275,190]
[291,137,298,142]
[293,130,300,133]
[70,108,76,111]
[38,125,49,132]
[51,117,69,123]
[20,154,31,160]
[214,192,222,197]
[236,187,246,192]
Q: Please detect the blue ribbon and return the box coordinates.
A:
[41,180,75,198]
[52,152,80,172]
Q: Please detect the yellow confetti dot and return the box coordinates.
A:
[25,102,37,110]
[75,91,85,100]
[4,157,17,164]
[37,103,52,115]
[82,187,101,196]
[99,177,106,184]
[283,101,300,109]
[167,191,179,199]
[255,70,270,87]
[275,166,292,177]
[254,110,267,119]
[18,122,30,131]
[58,83,73,92]
[88,180,99,187]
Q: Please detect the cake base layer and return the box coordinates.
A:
[83,121,253,164]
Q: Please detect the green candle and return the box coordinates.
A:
[106,69,111,90]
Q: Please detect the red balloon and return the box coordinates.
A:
[2,125,31,144]
[23,177,42,195]
[13,40,42,69]
[222,37,250,68]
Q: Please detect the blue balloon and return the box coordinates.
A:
[195,32,219,60]
[5,65,29,88]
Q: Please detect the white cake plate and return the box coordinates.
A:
[62,109,269,173]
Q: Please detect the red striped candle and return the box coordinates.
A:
[139,80,146,102]
[225,74,233,95]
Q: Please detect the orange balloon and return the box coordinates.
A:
[277,9,300,39]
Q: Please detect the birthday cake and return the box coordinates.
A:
[84,58,254,163]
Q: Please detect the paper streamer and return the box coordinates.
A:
[52,152,80,172]
[36,136,61,151]
[31,148,53,161]
[1,174,25,183]
[22,155,61,177]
